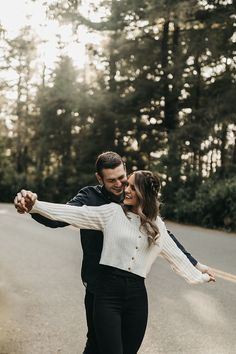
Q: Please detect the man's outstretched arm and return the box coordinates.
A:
[167,230,197,265]
[14,189,88,228]
[167,229,215,277]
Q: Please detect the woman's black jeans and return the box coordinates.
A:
[93,271,148,354]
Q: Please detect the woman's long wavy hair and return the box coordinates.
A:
[124,170,161,245]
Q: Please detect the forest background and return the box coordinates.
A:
[0,0,235,231]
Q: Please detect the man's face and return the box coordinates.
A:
[97,164,127,196]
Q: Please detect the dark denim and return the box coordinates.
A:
[83,289,102,354]
[93,272,148,354]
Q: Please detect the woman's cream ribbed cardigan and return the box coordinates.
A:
[30,201,210,284]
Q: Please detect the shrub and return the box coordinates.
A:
[167,177,236,231]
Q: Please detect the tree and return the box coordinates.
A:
[3,26,38,178]
[35,55,82,200]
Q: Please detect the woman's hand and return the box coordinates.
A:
[196,262,216,282]
[208,274,216,282]
[14,189,38,213]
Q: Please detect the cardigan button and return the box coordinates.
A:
[136,246,138,249]
[128,267,131,271]
[132,257,135,260]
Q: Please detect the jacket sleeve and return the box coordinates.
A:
[158,218,209,284]
[30,200,118,231]
[30,188,91,228]
[31,214,68,228]
[167,230,198,266]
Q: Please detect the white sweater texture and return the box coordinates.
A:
[31,201,210,284]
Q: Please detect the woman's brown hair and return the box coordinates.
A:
[124,170,161,245]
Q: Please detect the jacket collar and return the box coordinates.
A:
[101,185,124,204]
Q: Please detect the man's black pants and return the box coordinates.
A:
[83,272,148,354]
[83,289,101,354]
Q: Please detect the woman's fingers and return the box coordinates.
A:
[208,275,216,282]
[14,190,38,213]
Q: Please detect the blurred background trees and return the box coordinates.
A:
[0,0,235,230]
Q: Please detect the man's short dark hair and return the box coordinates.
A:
[95,151,124,176]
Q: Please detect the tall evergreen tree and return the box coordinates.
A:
[0,26,38,197]
[35,55,81,200]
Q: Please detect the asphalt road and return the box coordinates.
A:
[0,203,236,354]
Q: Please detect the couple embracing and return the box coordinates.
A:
[14,151,215,354]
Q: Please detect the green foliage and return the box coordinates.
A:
[170,177,236,231]
[0,1,235,233]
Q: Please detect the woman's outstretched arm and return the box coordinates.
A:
[158,217,215,284]
[30,200,119,231]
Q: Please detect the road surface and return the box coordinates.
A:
[0,203,236,354]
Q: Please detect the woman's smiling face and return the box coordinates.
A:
[123,174,138,212]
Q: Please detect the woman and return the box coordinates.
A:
[20,170,215,354]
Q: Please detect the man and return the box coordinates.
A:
[15,151,214,354]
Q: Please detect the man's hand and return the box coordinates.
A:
[14,189,38,213]
[196,262,216,282]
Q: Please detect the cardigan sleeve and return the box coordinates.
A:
[30,200,118,231]
[157,217,210,284]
